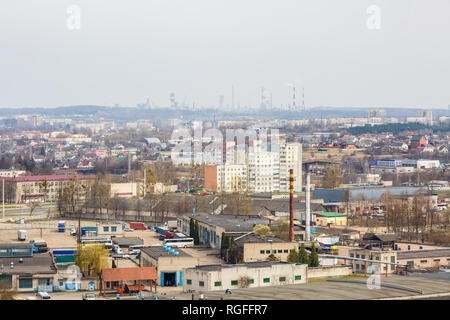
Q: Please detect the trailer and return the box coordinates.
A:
[129,222,147,230]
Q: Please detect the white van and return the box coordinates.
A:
[36,292,51,300]
[113,245,123,254]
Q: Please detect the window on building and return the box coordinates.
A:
[249,279,254,284]
[295,275,302,281]
[231,280,238,286]
[186,280,192,285]
[103,226,109,232]
[111,226,117,232]
[278,250,283,253]
[279,277,286,282]
[263,278,270,283]
[350,253,354,258]
[356,254,360,259]
[19,277,33,289]
[272,250,276,254]
[199,281,204,287]
[361,255,365,259]
[265,250,270,254]
[214,282,221,287]
[355,264,360,270]
[284,250,289,253]
[260,250,265,254]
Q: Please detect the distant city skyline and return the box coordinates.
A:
[1,1,450,109]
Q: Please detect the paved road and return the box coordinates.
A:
[171,275,450,300]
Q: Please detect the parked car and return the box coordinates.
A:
[82,293,96,300]
[36,292,51,300]
[70,228,77,236]
[123,227,133,232]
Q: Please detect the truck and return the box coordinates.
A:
[30,239,48,253]
[18,230,27,241]
[58,221,66,233]
[129,222,147,230]
[156,226,169,235]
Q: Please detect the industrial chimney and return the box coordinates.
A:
[289,169,294,242]
[305,173,311,242]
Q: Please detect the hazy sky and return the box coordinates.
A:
[1,0,449,109]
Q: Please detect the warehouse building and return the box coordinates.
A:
[234,234,298,262]
[183,261,307,292]
[0,252,57,292]
[178,214,305,249]
[397,249,450,268]
[139,246,198,287]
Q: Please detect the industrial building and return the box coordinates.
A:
[178,214,306,249]
[0,244,57,292]
[183,261,307,292]
[315,212,347,227]
[139,246,198,287]
[397,249,450,268]
[234,234,298,262]
[348,248,397,274]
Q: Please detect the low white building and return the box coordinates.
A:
[183,261,307,292]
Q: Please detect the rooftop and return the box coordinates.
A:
[140,246,192,259]
[3,174,85,182]
[192,214,272,233]
[315,212,347,218]
[0,253,56,275]
[397,249,450,260]
[102,267,157,282]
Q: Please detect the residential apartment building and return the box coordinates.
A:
[204,142,302,193]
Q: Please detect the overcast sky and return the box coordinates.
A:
[0,0,449,109]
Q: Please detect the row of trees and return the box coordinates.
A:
[287,243,319,267]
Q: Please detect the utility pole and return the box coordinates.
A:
[2,179,4,220]
[289,169,294,242]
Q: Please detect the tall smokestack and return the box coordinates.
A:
[305,172,311,242]
[289,169,294,242]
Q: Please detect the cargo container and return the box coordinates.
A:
[129,222,147,230]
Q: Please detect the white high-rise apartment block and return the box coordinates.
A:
[248,141,279,193]
[278,142,302,192]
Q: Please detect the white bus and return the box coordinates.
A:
[164,237,194,248]
[81,237,113,248]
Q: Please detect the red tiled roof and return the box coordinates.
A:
[102,267,157,282]
[4,174,86,182]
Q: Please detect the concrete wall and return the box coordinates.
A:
[307,266,352,279]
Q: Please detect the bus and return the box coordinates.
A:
[81,237,113,248]
[163,237,194,248]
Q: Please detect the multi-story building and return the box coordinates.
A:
[348,248,397,274]
[3,174,90,203]
[204,141,302,194]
